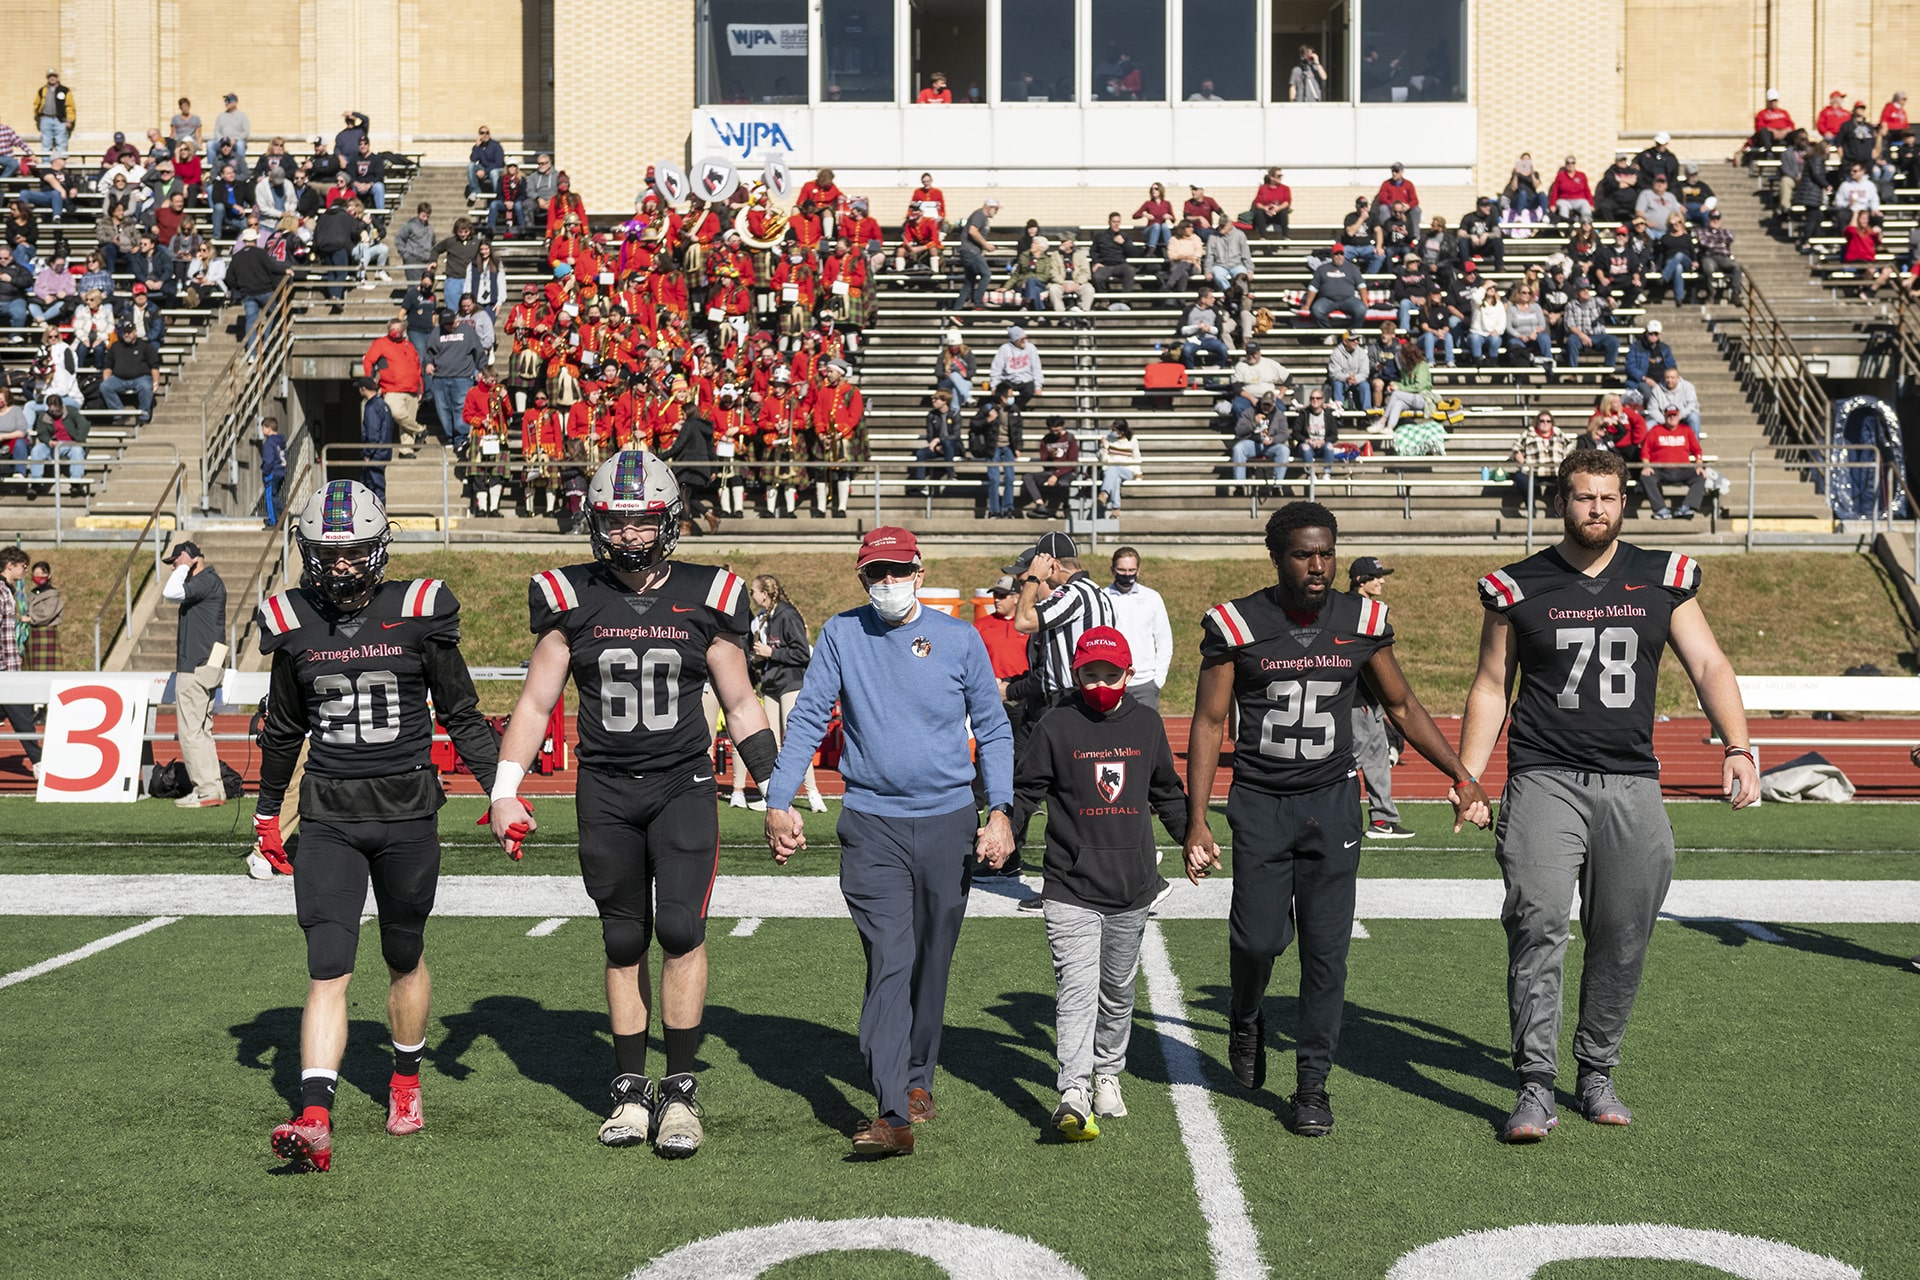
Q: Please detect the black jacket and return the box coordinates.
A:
[1090,229,1133,268]
[661,412,714,489]
[0,259,29,303]
[1011,692,1188,914]
[312,205,358,254]
[105,337,159,380]
[752,600,812,698]
[226,246,289,298]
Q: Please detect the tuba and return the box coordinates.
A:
[733,184,790,250]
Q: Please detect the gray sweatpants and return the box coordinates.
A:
[1044,899,1149,1093]
[837,804,978,1125]
[1495,770,1675,1083]
[1349,704,1399,825]
[1125,681,1160,712]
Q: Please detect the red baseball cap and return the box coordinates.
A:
[856,526,921,569]
[1073,626,1132,670]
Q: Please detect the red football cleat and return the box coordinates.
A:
[271,1112,332,1172]
[387,1073,424,1136]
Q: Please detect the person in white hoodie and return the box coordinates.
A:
[30,325,84,429]
[1467,284,1509,365]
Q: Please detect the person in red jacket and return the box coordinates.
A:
[1638,405,1706,519]
[460,369,512,516]
[518,390,565,516]
[899,206,942,276]
[361,315,425,455]
[755,368,807,518]
[1371,163,1421,229]
[1183,185,1225,240]
[1250,167,1292,239]
[808,358,864,517]
[1750,89,1795,158]
[1816,90,1851,141]
[908,173,947,221]
[1548,157,1594,224]
[1881,90,1913,158]
[915,73,954,104]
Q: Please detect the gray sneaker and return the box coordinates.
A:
[598,1073,656,1147]
[653,1072,705,1158]
[1500,1081,1558,1143]
[1091,1073,1127,1118]
[1575,1069,1633,1126]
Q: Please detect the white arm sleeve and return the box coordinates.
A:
[160,564,191,602]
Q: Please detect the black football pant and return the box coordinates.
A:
[1226,775,1363,1083]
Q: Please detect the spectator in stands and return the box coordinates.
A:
[956,197,1000,310]
[1388,255,1432,328]
[1305,244,1366,326]
[363,314,426,456]
[227,228,288,355]
[1371,163,1420,229]
[209,94,251,167]
[487,164,526,237]
[916,72,954,104]
[28,253,74,326]
[1653,213,1697,304]
[1205,212,1253,292]
[402,269,439,371]
[74,250,112,303]
[1466,284,1508,365]
[170,98,202,151]
[1594,152,1642,223]
[1677,164,1717,226]
[1326,328,1372,411]
[70,290,112,369]
[100,322,159,424]
[254,163,295,228]
[1289,388,1339,479]
[20,156,69,222]
[1012,235,1057,310]
[128,232,174,301]
[0,247,30,333]
[1096,419,1140,512]
[1507,409,1571,512]
[1635,173,1684,227]
[1646,364,1702,432]
[1840,211,1896,296]
[935,328,974,407]
[395,202,434,282]
[1594,224,1645,306]
[1836,103,1879,184]
[976,382,1023,518]
[1416,216,1455,268]
[1548,156,1595,225]
[250,136,293,181]
[1750,89,1795,159]
[1639,406,1706,518]
[35,70,74,159]
[1090,212,1138,296]
[0,387,27,475]
[426,312,482,450]
[467,126,505,197]
[122,283,166,350]
[1834,161,1881,218]
[1634,132,1680,187]
[1414,284,1457,367]
[1363,320,1407,412]
[1183,186,1225,241]
[206,162,249,240]
[433,217,487,313]
[1230,393,1287,484]
[1286,44,1327,101]
[0,120,25,180]
[1177,287,1230,368]
[1338,197,1384,273]
[1132,182,1174,254]
[184,239,225,305]
[908,173,946,222]
[1503,153,1543,221]
[911,387,960,484]
[1378,204,1415,263]
[1786,135,1830,249]
[1537,264,1571,336]
[1249,168,1292,239]
[1816,90,1851,142]
[311,197,357,303]
[1502,285,1552,370]
[333,110,370,162]
[346,137,387,227]
[1228,340,1289,418]
[1880,91,1913,170]
[1382,347,1439,444]
[1458,197,1505,268]
[92,203,136,276]
[1562,279,1617,371]
[990,324,1044,410]
[1048,233,1096,313]
[1624,318,1676,395]
[5,198,42,271]
[1021,416,1081,518]
[27,385,87,484]
[462,240,506,319]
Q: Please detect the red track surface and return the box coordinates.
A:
[8,714,1916,801]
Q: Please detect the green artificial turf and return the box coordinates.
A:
[1,914,1911,1278]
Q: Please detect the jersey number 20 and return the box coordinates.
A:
[1554,626,1638,709]
[599,647,683,732]
[1258,679,1340,759]
[314,671,402,745]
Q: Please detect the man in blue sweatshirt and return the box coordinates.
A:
[765,526,1016,1157]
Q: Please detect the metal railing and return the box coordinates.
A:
[90,462,187,669]
[198,276,295,516]
[1737,280,1833,448]
[1743,444,1885,551]
[1894,288,1920,390]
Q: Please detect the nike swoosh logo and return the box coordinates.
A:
[1343,840,1359,849]
[1333,637,1358,645]
[381,621,406,629]
[1622,584,1647,592]
[671,604,697,613]
[693,775,713,783]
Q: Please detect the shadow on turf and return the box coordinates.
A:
[434,995,615,1114]
[230,1006,403,1115]
[1666,918,1917,970]
[1190,985,1512,1129]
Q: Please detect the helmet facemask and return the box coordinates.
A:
[587,450,684,573]
[294,479,392,611]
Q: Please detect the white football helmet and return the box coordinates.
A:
[295,479,391,608]
[587,450,684,572]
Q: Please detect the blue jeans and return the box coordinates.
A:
[263,471,285,525]
[0,298,25,330]
[1330,378,1373,411]
[29,441,84,479]
[0,156,19,180]
[355,182,386,216]
[1345,247,1386,274]
[945,372,973,408]
[1467,332,1502,362]
[1100,465,1136,508]
[1182,334,1230,367]
[20,189,63,219]
[1021,278,1047,308]
[1564,331,1620,370]
[101,373,154,418]
[241,292,271,353]
[322,247,350,300]
[957,249,989,309]
[38,118,69,157]
[210,203,244,240]
[1230,437,1287,481]
[466,162,503,196]
[1209,264,1250,292]
[1294,443,1335,477]
[911,438,959,481]
[1509,187,1545,215]
[1507,332,1553,363]
[985,445,1016,513]
[444,277,466,313]
[1421,330,1456,365]
[431,374,475,444]
[1661,254,1693,302]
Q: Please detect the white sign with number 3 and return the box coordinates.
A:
[38,675,154,802]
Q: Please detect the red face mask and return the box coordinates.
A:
[1081,683,1124,714]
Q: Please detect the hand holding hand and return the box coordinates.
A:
[1183,831,1221,884]
[482,797,536,860]
[975,810,1015,868]
[766,807,807,864]
[1447,779,1492,832]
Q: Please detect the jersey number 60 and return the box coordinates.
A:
[599,647,684,733]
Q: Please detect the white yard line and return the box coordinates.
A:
[1,875,1915,922]
[0,917,179,990]
[526,917,568,937]
[1139,921,1268,1280]
[1351,920,1371,939]
[729,917,762,937]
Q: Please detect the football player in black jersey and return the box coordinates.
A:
[255,480,502,1173]
[1183,502,1489,1137]
[1461,449,1757,1143]
[487,450,777,1159]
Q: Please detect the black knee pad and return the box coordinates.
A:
[602,916,652,967]
[654,902,707,957]
[379,919,426,974]
[305,921,359,981]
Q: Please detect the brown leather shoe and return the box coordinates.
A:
[907,1089,935,1124]
[851,1116,915,1156]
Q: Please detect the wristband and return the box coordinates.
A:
[490,761,526,804]
[1724,746,1754,762]
[1455,774,1478,788]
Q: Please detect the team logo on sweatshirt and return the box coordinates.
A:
[1094,761,1126,803]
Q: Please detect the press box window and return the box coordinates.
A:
[698,0,808,105]
[822,0,898,102]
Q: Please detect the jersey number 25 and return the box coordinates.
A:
[1257,678,1339,760]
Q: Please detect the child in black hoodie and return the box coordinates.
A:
[1012,626,1189,1141]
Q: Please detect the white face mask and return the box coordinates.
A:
[868,580,917,622]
